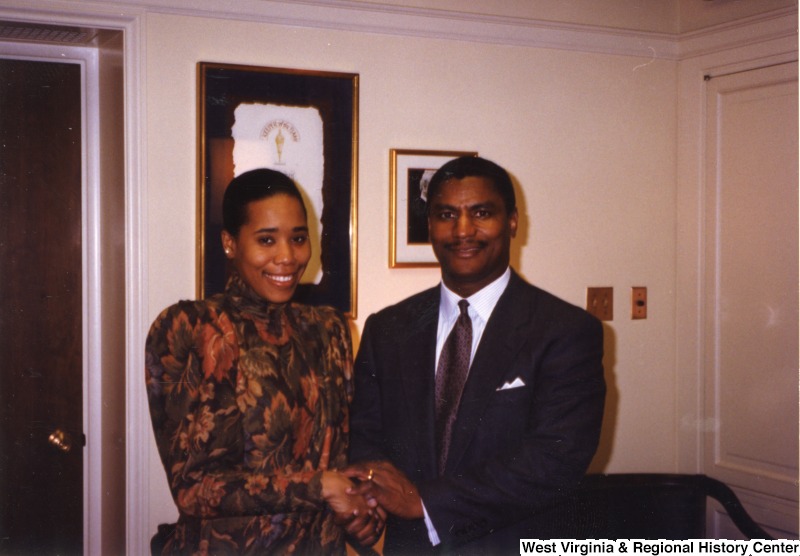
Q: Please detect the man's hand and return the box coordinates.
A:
[320,471,384,547]
[343,460,424,520]
[343,503,386,551]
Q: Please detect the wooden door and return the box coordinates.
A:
[703,61,799,537]
[0,57,84,554]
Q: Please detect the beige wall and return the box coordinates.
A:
[145,11,679,526]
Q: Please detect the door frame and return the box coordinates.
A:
[0,42,98,553]
[0,6,148,555]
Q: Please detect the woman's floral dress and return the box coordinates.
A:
[145,273,353,555]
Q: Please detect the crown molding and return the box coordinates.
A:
[678,6,798,60]
[70,0,680,60]
[2,0,796,62]
[0,0,145,32]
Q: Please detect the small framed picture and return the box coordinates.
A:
[389,149,478,267]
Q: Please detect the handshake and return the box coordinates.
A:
[321,460,424,548]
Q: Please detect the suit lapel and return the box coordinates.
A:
[398,289,440,477]
[444,272,535,472]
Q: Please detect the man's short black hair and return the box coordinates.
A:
[427,156,516,214]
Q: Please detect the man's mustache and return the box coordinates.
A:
[442,241,487,250]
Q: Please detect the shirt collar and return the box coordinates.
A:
[439,267,511,324]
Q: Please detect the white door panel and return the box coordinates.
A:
[703,61,798,537]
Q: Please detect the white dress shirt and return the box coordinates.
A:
[423,267,511,545]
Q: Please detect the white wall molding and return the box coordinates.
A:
[3,1,796,62]
[678,6,798,60]
[120,12,148,556]
[0,1,138,32]
[12,0,676,60]
[141,0,681,59]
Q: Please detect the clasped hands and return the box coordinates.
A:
[322,460,423,548]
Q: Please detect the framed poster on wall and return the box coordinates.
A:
[197,62,359,316]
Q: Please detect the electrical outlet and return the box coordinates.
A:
[632,286,647,319]
[586,287,613,321]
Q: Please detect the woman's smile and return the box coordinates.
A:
[263,271,299,286]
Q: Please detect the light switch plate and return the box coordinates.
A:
[632,287,647,319]
[586,287,613,321]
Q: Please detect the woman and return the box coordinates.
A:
[146,169,378,554]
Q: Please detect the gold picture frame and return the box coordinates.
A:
[198,62,359,317]
[389,149,478,267]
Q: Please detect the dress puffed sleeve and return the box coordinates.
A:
[316,307,354,470]
[145,300,329,520]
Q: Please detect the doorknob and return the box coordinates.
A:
[48,429,72,453]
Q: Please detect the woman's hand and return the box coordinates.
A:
[321,471,384,547]
[342,460,424,520]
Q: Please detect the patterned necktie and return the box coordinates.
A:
[435,299,472,475]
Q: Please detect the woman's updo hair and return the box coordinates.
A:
[222,168,307,237]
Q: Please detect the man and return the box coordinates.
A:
[346,156,606,554]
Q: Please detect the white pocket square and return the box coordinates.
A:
[497,377,526,391]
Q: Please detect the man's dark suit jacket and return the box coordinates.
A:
[349,270,606,555]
